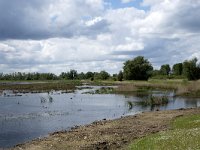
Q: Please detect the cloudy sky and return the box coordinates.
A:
[0,0,200,74]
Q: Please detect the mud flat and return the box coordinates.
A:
[12,107,200,150]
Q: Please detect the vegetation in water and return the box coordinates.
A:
[136,95,169,107]
[129,114,200,150]
[83,87,115,94]
[0,81,78,93]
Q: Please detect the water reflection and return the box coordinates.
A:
[0,86,200,148]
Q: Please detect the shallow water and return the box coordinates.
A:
[0,86,200,148]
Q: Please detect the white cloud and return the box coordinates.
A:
[0,0,200,74]
[85,17,103,26]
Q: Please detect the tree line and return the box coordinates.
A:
[122,56,200,81]
[0,70,110,81]
[0,56,200,81]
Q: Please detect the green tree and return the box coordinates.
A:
[85,72,94,79]
[94,71,110,80]
[117,70,123,81]
[112,74,117,81]
[160,64,171,75]
[123,56,153,80]
[183,58,200,80]
[78,72,86,80]
[66,70,78,80]
[172,63,183,75]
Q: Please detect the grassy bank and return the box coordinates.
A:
[129,114,200,150]
[0,80,81,92]
[114,79,200,97]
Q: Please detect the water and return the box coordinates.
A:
[0,86,200,148]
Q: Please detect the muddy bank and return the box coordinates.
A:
[11,108,200,150]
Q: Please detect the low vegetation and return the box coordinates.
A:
[129,114,200,150]
[0,81,79,93]
[137,95,169,106]
[114,79,200,97]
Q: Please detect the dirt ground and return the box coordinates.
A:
[12,108,200,150]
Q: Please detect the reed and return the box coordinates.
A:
[0,81,78,93]
[115,80,200,97]
[138,95,169,106]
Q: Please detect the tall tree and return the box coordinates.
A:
[123,56,153,80]
[117,70,123,81]
[78,72,86,80]
[94,71,110,80]
[183,58,200,80]
[160,64,171,75]
[172,63,183,75]
[85,72,94,79]
[66,70,78,80]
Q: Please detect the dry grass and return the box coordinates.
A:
[176,80,200,96]
[0,82,78,93]
[115,80,200,97]
[115,84,138,92]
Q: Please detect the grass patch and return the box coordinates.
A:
[114,79,200,97]
[83,87,115,94]
[129,114,200,150]
[137,95,169,106]
[0,81,80,92]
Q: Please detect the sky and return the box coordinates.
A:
[0,0,200,75]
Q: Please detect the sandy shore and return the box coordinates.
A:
[12,108,200,150]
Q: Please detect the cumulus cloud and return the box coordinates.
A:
[0,0,200,74]
[0,0,105,40]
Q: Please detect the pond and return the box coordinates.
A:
[0,86,200,148]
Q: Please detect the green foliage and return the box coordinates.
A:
[117,71,123,81]
[77,72,86,80]
[0,72,58,81]
[94,71,110,80]
[183,58,200,80]
[60,70,78,80]
[160,64,171,75]
[172,63,183,75]
[85,71,94,80]
[123,56,153,80]
[1,56,200,81]
[129,114,200,150]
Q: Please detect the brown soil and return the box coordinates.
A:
[12,108,200,150]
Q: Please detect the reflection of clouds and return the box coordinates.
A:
[0,111,70,121]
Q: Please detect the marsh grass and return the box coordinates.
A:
[176,80,200,97]
[115,80,200,97]
[137,95,169,107]
[129,114,200,150]
[0,81,79,93]
[83,87,115,94]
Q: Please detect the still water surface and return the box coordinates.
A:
[0,86,200,148]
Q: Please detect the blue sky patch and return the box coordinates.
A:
[105,0,149,11]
